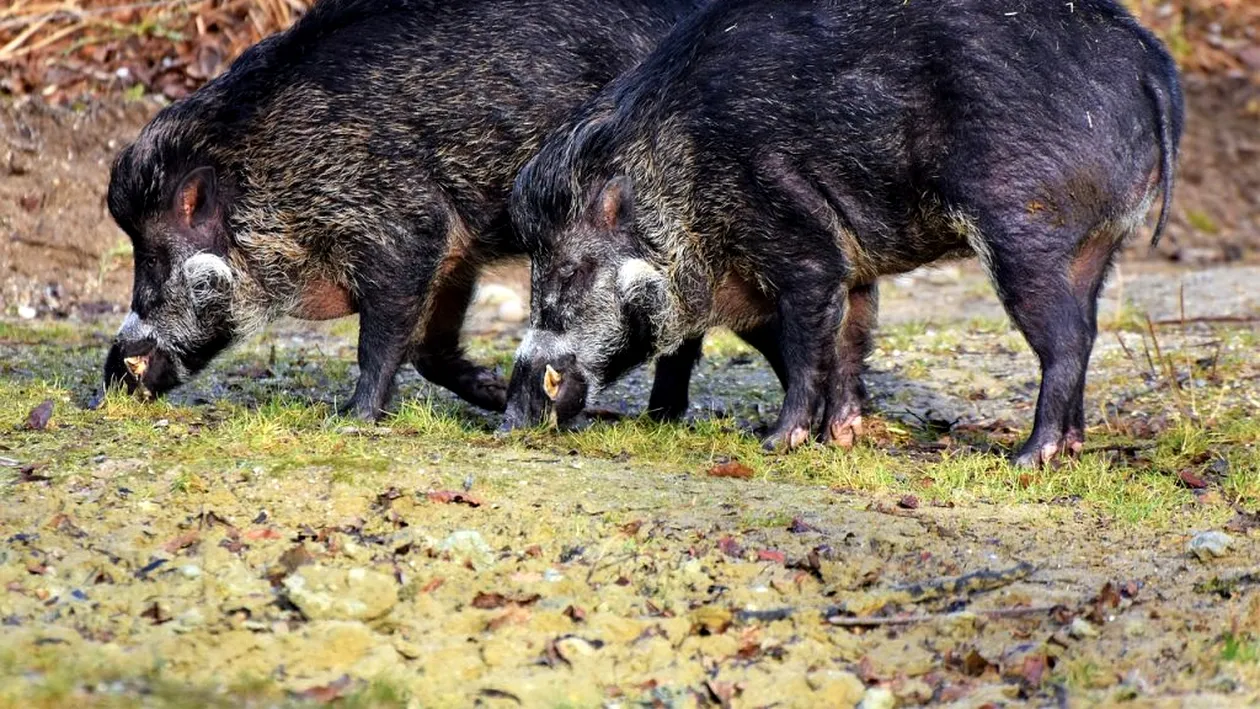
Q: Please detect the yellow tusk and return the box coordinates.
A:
[543,365,563,401]
[124,355,149,379]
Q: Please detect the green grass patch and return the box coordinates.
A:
[3,317,1255,528]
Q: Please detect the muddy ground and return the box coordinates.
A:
[2,74,1260,708]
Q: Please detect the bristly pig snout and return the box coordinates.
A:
[102,335,180,400]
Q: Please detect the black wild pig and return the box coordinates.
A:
[102,0,708,420]
[503,0,1182,466]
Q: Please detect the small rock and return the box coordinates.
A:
[474,283,527,323]
[805,670,865,707]
[691,605,733,634]
[1189,531,1233,561]
[393,637,423,660]
[1069,617,1099,639]
[283,565,399,621]
[497,299,525,323]
[438,530,494,568]
[858,686,895,709]
[17,305,37,320]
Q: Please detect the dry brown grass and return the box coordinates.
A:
[2,0,1258,105]
[1,0,311,102]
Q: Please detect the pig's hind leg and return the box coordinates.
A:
[1061,228,1126,455]
[821,282,878,448]
[762,276,848,452]
[967,208,1095,467]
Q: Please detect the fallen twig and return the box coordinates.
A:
[825,604,1061,628]
[1149,315,1259,326]
[894,561,1035,603]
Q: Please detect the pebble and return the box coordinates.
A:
[1069,617,1100,639]
[858,686,895,709]
[438,530,494,569]
[282,565,399,621]
[17,305,37,319]
[805,670,865,707]
[1188,531,1234,561]
[473,283,526,323]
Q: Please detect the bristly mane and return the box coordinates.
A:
[508,0,713,255]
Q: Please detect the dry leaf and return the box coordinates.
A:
[25,399,53,431]
[161,530,200,554]
[294,675,353,703]
[427,490,483,507]
[1177,469,1208,489]
[707,461,753,479]
[243,527,282,541]
[756,549,786,564]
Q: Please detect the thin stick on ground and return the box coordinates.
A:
[825,604,1061,628]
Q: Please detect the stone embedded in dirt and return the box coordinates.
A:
[804,670,865,706]
[282,565,399,622]
[691,604,733,635]
[858,686,895,709]
[1069,617,1100,639]
[1188,531,1234,561]
[438,530,494,568]
[473,283,527,323]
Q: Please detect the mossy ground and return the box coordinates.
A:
[1,293,1258,708]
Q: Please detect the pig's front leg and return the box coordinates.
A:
[762,284,846,452]
[649,322,788,422]
[341,283,424,421]
[647,336,704,421]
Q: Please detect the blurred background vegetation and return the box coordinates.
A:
[1,0,1258,104]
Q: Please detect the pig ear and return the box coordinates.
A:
[171,166,221,242]
[595,176,633,231]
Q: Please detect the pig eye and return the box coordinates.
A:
[556,258,595,293]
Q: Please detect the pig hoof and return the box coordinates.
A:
[338,398,385,422]
[1013,441,1063,468]
[825,415,863,449]
[467,370,508,412]
[762,426,811,452]
[1064,429,1085,457]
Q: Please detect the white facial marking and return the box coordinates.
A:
[517,328,576,362]
[182,252,233,283]
[616,258,664,299]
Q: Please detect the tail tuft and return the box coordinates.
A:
[1144,79,1177,248]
